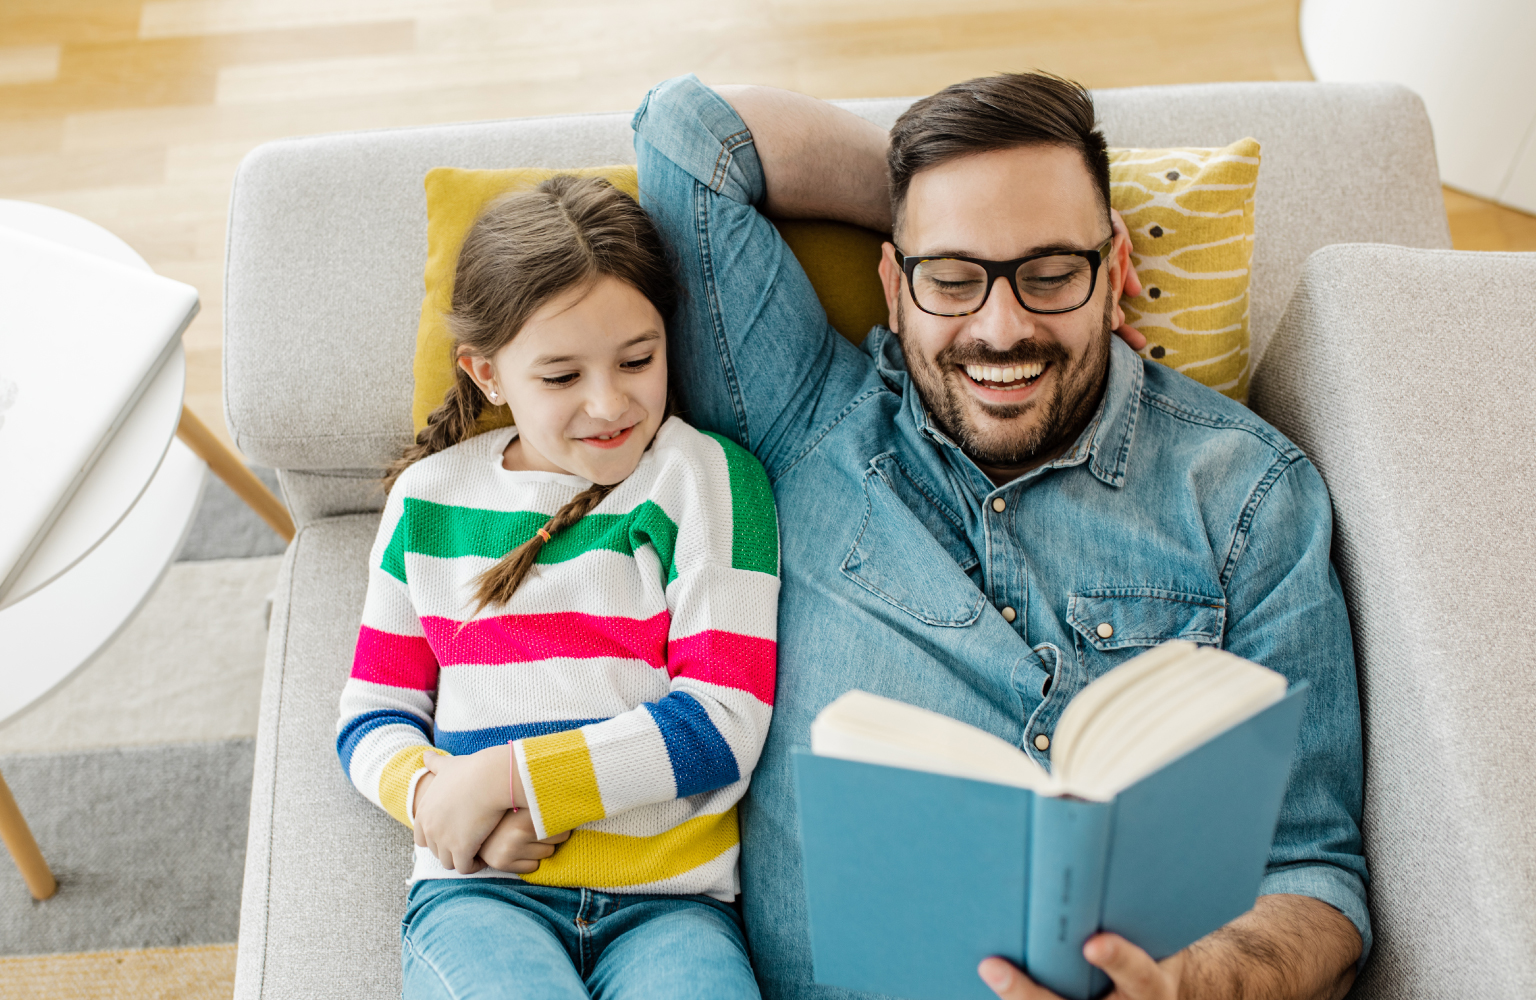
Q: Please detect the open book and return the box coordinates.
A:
[793,641,1307,1000]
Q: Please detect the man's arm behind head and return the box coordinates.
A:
[713,84,891,231]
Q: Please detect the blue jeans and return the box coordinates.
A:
[401,878,761,1000]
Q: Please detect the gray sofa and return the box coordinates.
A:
[225,82,1536,999]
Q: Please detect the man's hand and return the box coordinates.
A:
[412,746,516,874]
[477,809,572,874]
[978,936,1184,1000]
[1109,208,1148,352]
[976,895,1360,1000]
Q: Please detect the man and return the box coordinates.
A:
[630,72,1367,1000]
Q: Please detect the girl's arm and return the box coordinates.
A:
[511,433,781,839]
[335,498,441,828]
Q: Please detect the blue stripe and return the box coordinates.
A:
[645,692,740,798]
[434,719,605,757]
[337,709,431,774]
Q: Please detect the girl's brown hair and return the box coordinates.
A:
[386,175,677,617]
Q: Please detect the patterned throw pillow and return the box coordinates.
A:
[412,141,1260,433]
[1111,139,1261,402]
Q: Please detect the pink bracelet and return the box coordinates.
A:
[507,740,518,814]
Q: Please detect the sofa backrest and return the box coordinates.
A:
[1251,244,1536,998]
[224,82,1449,522]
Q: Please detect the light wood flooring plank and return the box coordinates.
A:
[0,45,61,85]
[0,944,237,1000]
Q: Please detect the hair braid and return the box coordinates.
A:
[385,364,488,493]
[464,480,615,622]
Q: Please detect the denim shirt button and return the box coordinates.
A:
[1096,622,1114,638]
[1033,734,1051,752]
[991,497,1007,512]
[1001,605,1017,622]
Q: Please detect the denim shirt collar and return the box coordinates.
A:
[864,326,1144,497]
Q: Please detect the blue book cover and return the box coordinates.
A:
[793,685,1308,1000]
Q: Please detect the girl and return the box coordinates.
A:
[336,176,779,1000]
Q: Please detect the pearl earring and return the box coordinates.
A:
[489,389,499,402]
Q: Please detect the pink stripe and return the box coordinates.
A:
[421,611,670,668]
[667,630,777,706]
[352,626,439,691]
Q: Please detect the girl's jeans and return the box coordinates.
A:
[401,878,762,1000]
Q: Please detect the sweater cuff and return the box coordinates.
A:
[514,728,605,839]
[404,767,430,828]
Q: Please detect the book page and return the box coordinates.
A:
[811,691,1052,791]
[1060,649,1288,800]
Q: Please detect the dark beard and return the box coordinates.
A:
[897,294,1114,469]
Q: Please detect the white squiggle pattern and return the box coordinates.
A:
[1109,139,1260,403]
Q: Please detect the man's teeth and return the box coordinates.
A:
[964,363,1045,385]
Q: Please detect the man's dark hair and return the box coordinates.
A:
[887,72,1111,233]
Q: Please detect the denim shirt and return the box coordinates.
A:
[633,75,1369,997]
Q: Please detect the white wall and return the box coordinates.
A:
[1301,0,1536,213]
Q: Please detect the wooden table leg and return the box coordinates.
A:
[0,766,56,900]
[176,405,296,542]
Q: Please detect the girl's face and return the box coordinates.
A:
[459,275,668,485]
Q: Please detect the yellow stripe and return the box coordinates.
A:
[380,744,437,828]
[522,728,605,833]
[521,806,739,888]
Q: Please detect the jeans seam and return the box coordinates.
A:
[693,179,752,448]
[402,931,464,1000]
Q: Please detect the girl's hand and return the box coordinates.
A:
[478,810,572,874]
[413,746,515,874]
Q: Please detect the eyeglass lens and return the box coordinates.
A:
[911,254,1096,316]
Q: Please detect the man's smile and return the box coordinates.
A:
[957,361,1050,404]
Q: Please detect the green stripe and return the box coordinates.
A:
[381,497,680,585]
[703,432,779,576]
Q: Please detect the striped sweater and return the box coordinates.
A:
[336,418,779,899]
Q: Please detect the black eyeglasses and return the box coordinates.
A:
[897,238,1113,317]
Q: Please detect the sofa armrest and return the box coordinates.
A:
[1250,244,1536,998]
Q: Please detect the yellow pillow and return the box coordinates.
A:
[413,165,640,434]
[412,143,1259,433]
[1110,139,1260,402]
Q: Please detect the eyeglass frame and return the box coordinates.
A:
[895,237,1115,317]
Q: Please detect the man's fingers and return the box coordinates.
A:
[1114,322,1148,351]
[1109,208,1144,299]
[977,958,1059,1000]
[1084,934,1164,999]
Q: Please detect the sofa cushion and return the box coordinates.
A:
[225,83,1448,486]
[1249,244,1536,998]
[235,513,408,1000]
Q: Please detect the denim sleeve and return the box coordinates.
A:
[1222,456,1372,963]
[631,74,877,480]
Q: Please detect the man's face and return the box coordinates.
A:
[878,144,1125,480]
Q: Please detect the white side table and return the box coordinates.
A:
[0,201,295,902]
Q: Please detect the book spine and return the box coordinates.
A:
[1025,796,1114,1000]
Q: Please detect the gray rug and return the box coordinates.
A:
[177,466,289,563]
[0,740,255,956]
[0,465,288,956]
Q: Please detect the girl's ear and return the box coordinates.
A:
[458,354,499,402]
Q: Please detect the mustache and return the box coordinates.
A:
[935,339,1070,369]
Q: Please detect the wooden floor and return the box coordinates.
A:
[3,0,1532,454]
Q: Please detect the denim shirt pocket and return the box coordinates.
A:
[840,462,985,628]
[1066,588,1226,680]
